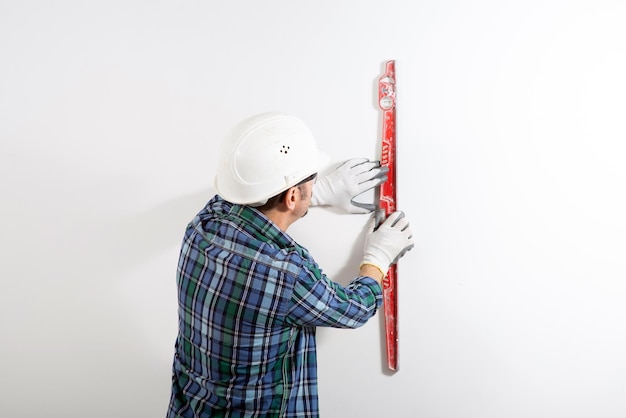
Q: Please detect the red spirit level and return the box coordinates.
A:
[377,60,398,371]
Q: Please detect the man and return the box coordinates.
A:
[167,112,414,417]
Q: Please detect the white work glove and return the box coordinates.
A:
[311,158,388,214]
[361,211,414,276]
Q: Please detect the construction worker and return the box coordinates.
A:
[167,112,414,417]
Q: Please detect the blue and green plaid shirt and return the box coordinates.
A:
[167,196,383,417]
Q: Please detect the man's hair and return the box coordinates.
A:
[256,173,317,212]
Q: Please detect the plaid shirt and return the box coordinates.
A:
[167,196,383,418]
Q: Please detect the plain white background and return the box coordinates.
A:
[2,1,626,417]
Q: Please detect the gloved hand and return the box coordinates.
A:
[361,211,414,276]
[311,158,388,213]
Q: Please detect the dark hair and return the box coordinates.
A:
[256,173,317,211]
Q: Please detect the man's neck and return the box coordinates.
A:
[259,208,295,232]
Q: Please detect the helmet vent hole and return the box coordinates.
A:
[280,145,290,154]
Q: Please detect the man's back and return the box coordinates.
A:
[167,196,319,416]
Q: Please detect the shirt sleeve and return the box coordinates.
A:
[284,259,383,329]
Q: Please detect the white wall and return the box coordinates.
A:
[2,1,626,417]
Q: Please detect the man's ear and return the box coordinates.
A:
[283,187,298,210]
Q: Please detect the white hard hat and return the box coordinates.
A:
[215,112,329,205]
